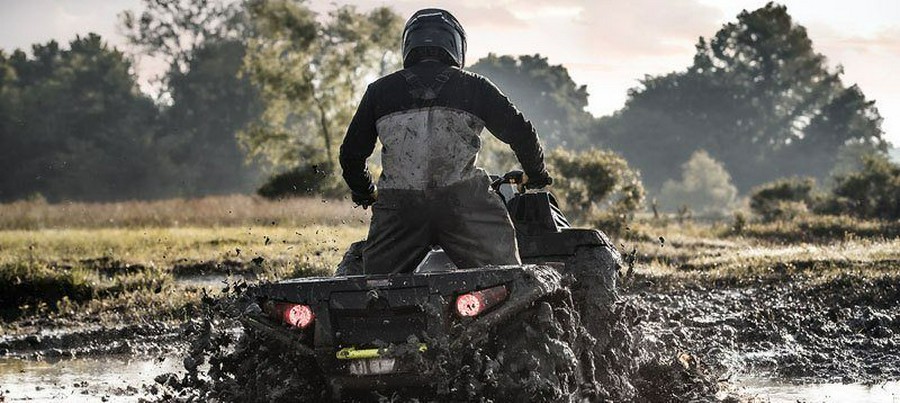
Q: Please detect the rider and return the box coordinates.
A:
[339,8,552,274]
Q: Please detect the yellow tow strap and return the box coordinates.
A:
[336,344,427,360]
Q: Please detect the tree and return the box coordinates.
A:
[470,54,592,149]
[0,34,171,202]
[120,0,244,95]
[595,3,885,192]
[162,39,264,195]
[121,0,263,196]
[659,150,738,216]
[239,1,402,175]
[0,51,24,198]
[791,85,885,178]
[829,140,885,183]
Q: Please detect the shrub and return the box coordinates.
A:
[732,211,747,234]
[478,135,521,176]
[0,263,95,315]
[739,214,900,243]
[257,163,345,199]
[658,150,738,217]
[818,155,900,220]
[749,177,817,221]
[546,147,645,226]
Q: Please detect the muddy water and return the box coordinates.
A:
[3,271,899,401]
[3,357,899,402]
[730,378,900,402]
[0,355,181,402]
[174,273,253,289]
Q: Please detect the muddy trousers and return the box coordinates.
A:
[363,176,521,274]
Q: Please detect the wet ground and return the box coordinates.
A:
[3,358,899,402]
[2,262,900,401]
[727,378,900,402]
[0,355,180,402]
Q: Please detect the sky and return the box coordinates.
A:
[1,0,898,146]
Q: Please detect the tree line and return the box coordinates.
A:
[0,1,890,213]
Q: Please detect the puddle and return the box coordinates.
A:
[731,378,900,402]
[174,273,251,289]
[0,355,181,402]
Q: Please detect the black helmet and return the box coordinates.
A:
[402,9,466,68]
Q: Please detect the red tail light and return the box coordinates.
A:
[275,303,315,329]
[456,285,509,317]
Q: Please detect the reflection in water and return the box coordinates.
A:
[174,273,253,289]
[0,355,181,402]
[3,355,899,402]
[732,378,900,403]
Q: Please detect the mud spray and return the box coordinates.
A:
[149,247,723,402]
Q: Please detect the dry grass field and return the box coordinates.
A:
[0,196,369,331]
[2,196,898,337]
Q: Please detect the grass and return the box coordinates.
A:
[0,226,367,269]
[616,220,900,294]
[607,213,900,294]
[0,197,369,328]
[3,195,899,332]
[0,194,369,230]
[735,214,900,243]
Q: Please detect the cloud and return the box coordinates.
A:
[309,0,528,31]
[570,0,723,58]
[807,25,900,145]
[0,0,141,52]
[830,28,900,55]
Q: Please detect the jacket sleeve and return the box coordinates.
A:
[477,77,547,177]
[339,85,378,195]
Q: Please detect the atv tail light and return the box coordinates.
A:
[456,285,509,317]
[276,303,315,329]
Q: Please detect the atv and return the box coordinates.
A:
[240,173,622,400]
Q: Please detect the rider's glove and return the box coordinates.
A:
[502,170,526,185]
[523,170,553,190]
[351,188,378,209]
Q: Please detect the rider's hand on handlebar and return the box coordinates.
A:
[351,188,378,209]
[501,169,553,192]
[522,170,553,191]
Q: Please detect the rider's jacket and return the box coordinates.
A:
[339,60,546,195]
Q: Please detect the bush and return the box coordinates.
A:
[658,150,738,217]
[257,164,345,199]
[749,177,817,221]
[739,214,900,243]
[479,134,521,176]
[546,147,645,225]
[818,155,900,220]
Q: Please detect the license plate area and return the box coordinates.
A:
[348,358,396,375]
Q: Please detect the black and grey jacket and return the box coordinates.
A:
[339,60,547,195]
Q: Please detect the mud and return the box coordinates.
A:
[0,322,183,360]
[631,273,900,385]
[728,378,900,402]
[144,248,721,402]
[0,355,181,402]
[4,263,900,401]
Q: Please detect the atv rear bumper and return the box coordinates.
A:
[241,265,564,387]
